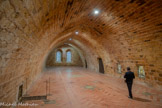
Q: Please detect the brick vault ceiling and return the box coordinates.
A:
[0,0,162,92]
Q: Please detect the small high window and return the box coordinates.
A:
[56,51,62,62]
[66,51,71,62]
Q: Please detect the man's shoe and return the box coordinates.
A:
[128,96,133,99]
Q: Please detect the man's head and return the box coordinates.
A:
[127,67,131,71]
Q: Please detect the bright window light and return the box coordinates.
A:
[66,51,72,62]
[56,51,62,62]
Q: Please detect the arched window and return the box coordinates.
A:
[66,51,71,62]
[56,51,62,62]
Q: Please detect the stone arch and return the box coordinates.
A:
[40,31,112,73]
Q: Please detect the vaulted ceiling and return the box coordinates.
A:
[0,0,162,102]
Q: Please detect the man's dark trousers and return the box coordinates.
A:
[126,82,133,98]
[124,70,135,98]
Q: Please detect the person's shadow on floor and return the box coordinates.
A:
[133,97,151,102]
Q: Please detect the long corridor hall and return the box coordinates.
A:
[0,0,162,108]
[18,67,161,108]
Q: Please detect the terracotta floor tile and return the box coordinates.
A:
[17,67,162,108]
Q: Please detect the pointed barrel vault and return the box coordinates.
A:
[0,0,162,104]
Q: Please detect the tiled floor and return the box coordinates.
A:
[17,67,162,108]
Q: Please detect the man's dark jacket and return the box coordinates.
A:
[124,71,135,83]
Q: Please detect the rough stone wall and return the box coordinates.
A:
[0,0,162,105]
[97,0,162,86]
[0,0,46,103]
[46,46,83,67]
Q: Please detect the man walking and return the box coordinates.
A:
[124,67,135,99]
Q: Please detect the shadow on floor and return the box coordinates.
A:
[133,97,151,102]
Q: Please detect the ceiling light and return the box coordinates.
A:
[75,31,79,35]
[94,9,100,15]
[69,38,72,41]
